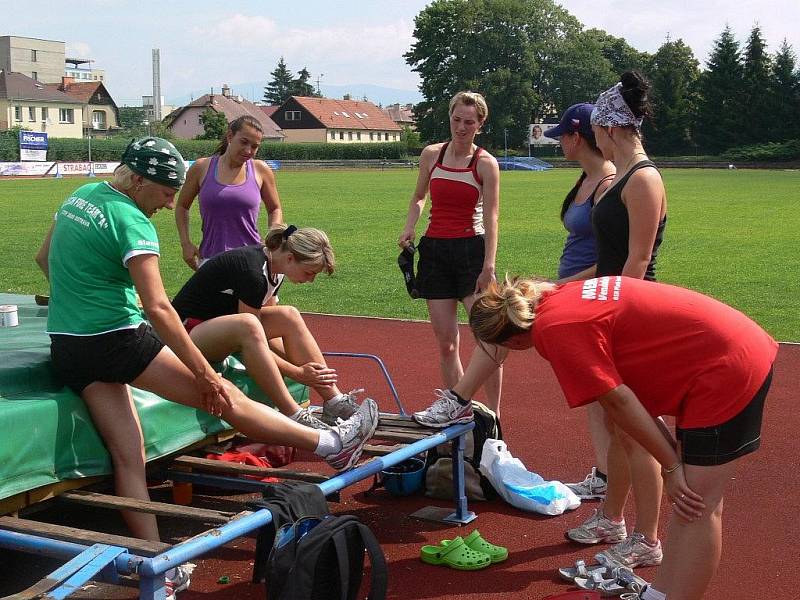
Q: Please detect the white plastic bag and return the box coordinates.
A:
[479,438,580,515]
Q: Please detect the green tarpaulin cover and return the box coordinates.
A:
[0,294,308,500]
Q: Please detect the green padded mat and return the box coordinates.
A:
[0,294,308,500]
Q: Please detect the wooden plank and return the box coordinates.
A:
[361,443,404,457]
[370,430,429,443]
[171,455,330,484]
[0,516,170,557]
[1,477,107,517]
[59,491,243,524]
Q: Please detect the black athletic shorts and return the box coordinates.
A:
[50,322,165,394]
[677,366,773,466]
[416,235,485,300]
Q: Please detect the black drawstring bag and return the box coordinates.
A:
[397,242,419,299]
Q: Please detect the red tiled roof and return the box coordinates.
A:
[382,103,415,124]
[291,96,402,131]
[172,93,283,139]
[259,105,279,117]
[45,81,102,104]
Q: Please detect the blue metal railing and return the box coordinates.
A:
[0,420,474,600]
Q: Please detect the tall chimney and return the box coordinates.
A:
[152,49,162,122]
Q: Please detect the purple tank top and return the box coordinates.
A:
[198,154,262,259]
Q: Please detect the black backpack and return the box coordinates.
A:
[424,400,502,501]
[266,514,388,600]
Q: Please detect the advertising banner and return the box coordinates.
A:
[529,123,559,146]
[19,131,49,161]
[0,162,120,177]
[58,162,120,175]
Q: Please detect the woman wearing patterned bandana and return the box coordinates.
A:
[562,71,670,577]
[37,138,379,595]
[176,115,283,270]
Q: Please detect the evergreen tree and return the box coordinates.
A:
[290,67,318,97]
[264,57,295,105]
[646,38,700,155]
[740,25,772,143]
[696,26,743,153]
[769,40,800,141]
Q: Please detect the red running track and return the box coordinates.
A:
[3,313,794,599]
[180,314,797,600]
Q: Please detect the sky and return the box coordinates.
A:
[3,0,799,107]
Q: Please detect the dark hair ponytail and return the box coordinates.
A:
[619,70,652,120]
[215,115,264,156]
[560,172,587,221]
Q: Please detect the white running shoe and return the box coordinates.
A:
[566,467,608,500]
[322,389,362,421]
[325,398,379,471]
[412,389,473,428]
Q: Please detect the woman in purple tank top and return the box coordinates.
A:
[176,115,283,269]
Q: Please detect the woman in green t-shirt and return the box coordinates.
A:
[38,139,378,589]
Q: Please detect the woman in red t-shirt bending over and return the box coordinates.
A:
[463,275,776,600]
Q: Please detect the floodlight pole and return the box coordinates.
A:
[87,131,95,177]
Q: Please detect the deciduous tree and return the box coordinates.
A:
[197,108,228,140]
[646,38,700,155]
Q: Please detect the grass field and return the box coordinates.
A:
[1,168,798,340]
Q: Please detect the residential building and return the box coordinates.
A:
[46,77,120,138]
[0,70,84,137]
[0,36,65,84]
[271,96,402,143]
[64,58,105,83]
[142,95,175,124]
[167,84,283,141]
[382,103,415,130]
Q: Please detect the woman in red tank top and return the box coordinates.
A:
[399,91,503,416]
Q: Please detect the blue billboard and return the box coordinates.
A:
[19,131,49,161]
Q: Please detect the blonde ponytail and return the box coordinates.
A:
[469,276,555,344]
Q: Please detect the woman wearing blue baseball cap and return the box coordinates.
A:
[543,104,616,503]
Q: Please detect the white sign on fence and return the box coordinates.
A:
[0,162,121,177]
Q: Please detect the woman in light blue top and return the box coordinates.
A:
[544,103,615,499]
[546,103,615,282]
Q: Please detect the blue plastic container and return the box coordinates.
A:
[381,457,425,497]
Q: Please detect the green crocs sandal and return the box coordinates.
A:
[442,529,508,563]
[420,536,491,570]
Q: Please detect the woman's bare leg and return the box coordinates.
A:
[618,428,663,542]
[426,299,463,388]
[603,425,632,520]
[587,402,611,474]
[259,305,341,402]
[651,461,737,600]
[463,294,502,414]
[81,382,160,541]
[188,313,301,416]
[132,347,321,450]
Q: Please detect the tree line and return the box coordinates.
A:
[405,0,800,156]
